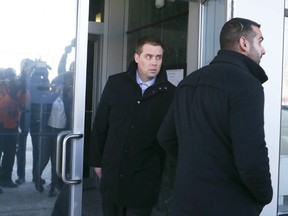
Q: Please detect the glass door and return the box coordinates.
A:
[278,5,288,215]
[0,0,89,215]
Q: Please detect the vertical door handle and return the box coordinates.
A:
[56,131,71,178]
[56,132,83,184]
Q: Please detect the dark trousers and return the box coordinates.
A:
[31,131,51,184]
[102,191,152,216]
[16,111,30,179]
[30,124,52,182]
[16,131,28,179]
[30,103,51,181]
[0,127,18,181]
[31,125,64,190]
[30,125,41,181]
[39,126,63,187]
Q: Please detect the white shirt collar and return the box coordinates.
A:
[136,70,156,87]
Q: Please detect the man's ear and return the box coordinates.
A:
[134,53,139,63]
[239,37,249,52]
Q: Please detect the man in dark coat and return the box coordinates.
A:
[157,17,273,216]
[88,36,175,216]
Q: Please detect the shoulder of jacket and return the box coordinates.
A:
[106,72,128,84]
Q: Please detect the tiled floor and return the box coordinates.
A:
[0,181,103,216]
[0,136,103,216]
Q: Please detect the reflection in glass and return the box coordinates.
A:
[200,0,225,67]
[0,0,76,215]
[126,0,188,67]
[89,0,105,23]
[279,17,288,215]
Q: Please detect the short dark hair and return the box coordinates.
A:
[220,17,261,50]
[135,35,165,54]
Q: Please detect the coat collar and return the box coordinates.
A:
[210,50,268,84]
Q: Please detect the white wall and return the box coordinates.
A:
[233,0,285,215]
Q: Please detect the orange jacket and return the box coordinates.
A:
[0,94,19,128]
[0,90,27,128]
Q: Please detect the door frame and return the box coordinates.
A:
[68,0,89,215]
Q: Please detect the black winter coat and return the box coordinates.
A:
[89,61,175,208]
[158,50,273,216]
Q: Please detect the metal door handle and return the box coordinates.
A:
[61,133,83,184]
[56,131,83,185]
[56,131,71,177]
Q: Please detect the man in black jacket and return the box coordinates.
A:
[157,18,273,216]
[89,36,175,216]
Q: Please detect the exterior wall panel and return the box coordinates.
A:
[233,1,285,215]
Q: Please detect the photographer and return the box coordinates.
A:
[29,60,59,193]
[0,68,26,188]
[15,59,34,185]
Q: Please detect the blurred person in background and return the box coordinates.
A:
[44,71,74,197]
[0,68,25,188]
[0,68,5,194]
[29,60,58,193]
[15,58,34,185]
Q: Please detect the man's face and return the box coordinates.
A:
[247,25,266,64]
[134,44,163,82]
